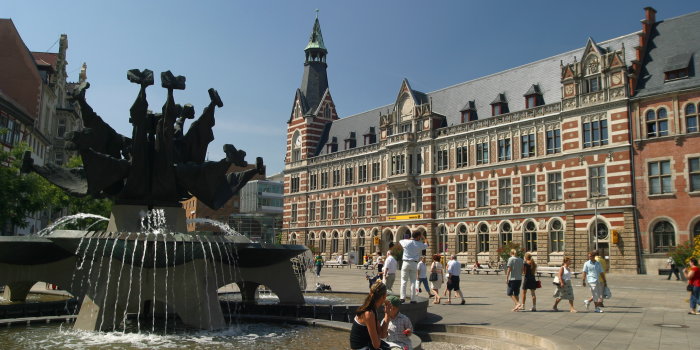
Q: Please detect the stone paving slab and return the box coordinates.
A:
[311,268,700,350]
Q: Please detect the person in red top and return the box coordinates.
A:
[683,257,700,315]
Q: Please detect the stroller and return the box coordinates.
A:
[365,271,383,289]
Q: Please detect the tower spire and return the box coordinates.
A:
[304,11,327,63]
[299,12,329,114]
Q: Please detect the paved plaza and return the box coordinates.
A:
[312,267,699,350]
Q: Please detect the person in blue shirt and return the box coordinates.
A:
[582,250,606,313]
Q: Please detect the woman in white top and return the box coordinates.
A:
[552,256,577,312]
[429,254,444,304]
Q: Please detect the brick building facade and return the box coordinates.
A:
[282,8,699,273]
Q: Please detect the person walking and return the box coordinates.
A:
[376,253,384,275]
[445,254,466,305]
[429,254,444,304]
[552,257,577,312]
[521,252,538,311]
[505,249,524,311]
[683,257,700,315]
[383,251,398,294]
[399,231,429,303]
[314,253,324,277]
[582,250,606,313]
[416,256,431,297]
[668,256,681,281]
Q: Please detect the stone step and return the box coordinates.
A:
[418,331,543,350]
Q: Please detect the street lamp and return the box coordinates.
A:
[588,192,602,252]
[440,206,448,256]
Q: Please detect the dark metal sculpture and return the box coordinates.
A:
[22,69,264,210]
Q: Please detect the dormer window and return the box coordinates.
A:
[460,100,477,122]
[326,137,338,153]
[490,93,508,116]
[363,127,377,145]
[524,84,543,109]
[664,53,691,82]
[585,76,600,93]
[344,132,357,150]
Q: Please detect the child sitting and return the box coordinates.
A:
[381,295,413,350]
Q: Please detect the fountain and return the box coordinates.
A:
[0,69,307,332]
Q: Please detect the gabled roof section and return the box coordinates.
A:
[32,52,58,70]
[490,93,508,105]
[524,84,542,96]
[312,87,333,117]
[460,100,476,112]
[582,37,605,57]
[394,78,428,108]
[287,89,309,123]
[635,11,700,97]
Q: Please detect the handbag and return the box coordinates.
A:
[429,272,438,281]
[536,280,542,289]
[603,285,612,299]
[552,275,561,286]
[688,284,694,292]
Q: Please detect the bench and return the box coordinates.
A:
[536,266,581,278]
[324,262,348,268]
[355,264,373,270]
[461,266,503,275]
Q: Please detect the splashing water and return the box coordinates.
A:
[37,213,108,236]
[186,218,242,236]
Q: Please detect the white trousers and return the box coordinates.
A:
[400,260,418,300]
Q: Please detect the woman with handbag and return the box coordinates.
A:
[429,254,443,304]
[683,257,700,315]
[521,252,538,311]
[552,257,577,312]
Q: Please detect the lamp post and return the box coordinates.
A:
[588,192,601,252]
[440,206,448,256]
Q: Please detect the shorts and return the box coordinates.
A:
[589,282,604,303]
[447,275,460,291]
[507,280,522,296]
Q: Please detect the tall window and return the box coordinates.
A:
[690,157,700,192]
[646,108,669,138]
[694,221,700,240]
[521,133,535,158]
[686,103,698,133]
[437,185,448,211]
[397,190,412,213]
[500,222,512,246]
[589,166,606,196]
[320,200,328,220]
[582,119,608,148]
[415,187,422,211]
[522,175,536,204]
[548,172,562,201]
[372,194,379,216]
[291,204,298,222]
[652,221,675,253]
[358,196,366,216]
[456,146,469,167]
[358,165,368,183]
[476,181,489,207]
[456,183,468,209]
[416,153,422,174]
[387,193,394,214]
[437,149,448,171]
[358,230,366,250]
[648,160,672,194]
[332,199,340,219]
[321,172,329,188]
[391,155,405,175]
[498,138,511,161]
[345,167,354,185]
[476,142,489,164]
[309,174,317,190]
[478,223,490,252]
[320,232,327,252]
[524,221,537,252]
[546,129,561,154]
[57,118,66,138]
[372,162,380,181]
[585,76,600,93]
[458,225,468,253]
[291,176,300,193]
[345,197,353,218]
[309,202,316,221]
[344,232,351,253]
[333,170,341,186]
[331,232,339,253]
[499,178,511,205]
[549,219,564,252]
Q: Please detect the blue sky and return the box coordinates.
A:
[2,1,699,174]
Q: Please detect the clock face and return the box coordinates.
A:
[612,73,621,85]
[400,98,413,117]
[295,136,302,147]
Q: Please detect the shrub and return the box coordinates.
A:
[497,242,525,263]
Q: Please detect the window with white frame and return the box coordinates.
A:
[345,167,354,185]
[690,157,700,192]
[320,200,328,220]
[372,162,380,181]
[358,165,368,183]
[456,146,469,167]
[524,220,537,252]
[332,199,340,219]
[331,232,339,253]
[372,194,379,216]
[522,175,536,204]
[582,117,608,148]
[589,166,606,196]
[548,172,562,201]
[333,169,341,186]
[686,103,698,133]
[291,176,300,193]
[321,172,329,188]
[456,183,468,209]
[499,178,511,205]
[476,142,489,164]
[521,133,535,158]
[309,173,317,190]
[291,203,298,222]
[646,108,669,138]
[345,197,353,218]
[437,149,448,171]
[549,219,564,252]
[437,185,448,211]
[546,129,561,154]
[458,224,468,253]
[309,202,316,221]
[500,222,512,246]
[478,223,490,252]
[358,196,366,216]
[648,160,672,194]
[397,190,412,213]
[387,192,394,214]
[652,221,675,253]
[476,181,489,207]
[498,138,511,161]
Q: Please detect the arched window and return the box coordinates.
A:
[686,103,698,133]
[344,231,351,253]
[693,221,700,240]
[331,231,339,253]
[652,221,675,253]
[500,222,512,246]
[549,219,564,252]
[289,233,297,245]
[358,230,366,248]
[457,225,468,253]
[524,221,537,252]
[646,108,668,138]
[478,223,490,253]
[592,222,609,241]
[320,232,327,253]
[307,232,316,248]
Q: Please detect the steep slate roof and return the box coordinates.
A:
[634,11,700,98]
[315,31,639,156]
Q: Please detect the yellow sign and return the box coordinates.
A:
[387,214,423,221]
[611,229,619,244]
[373,236,380,245]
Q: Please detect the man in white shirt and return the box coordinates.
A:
[446,255,466,305]
[582,250,606,313]
[399,231,429,303]
[383,251,398,293]
[416,256,431,297]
